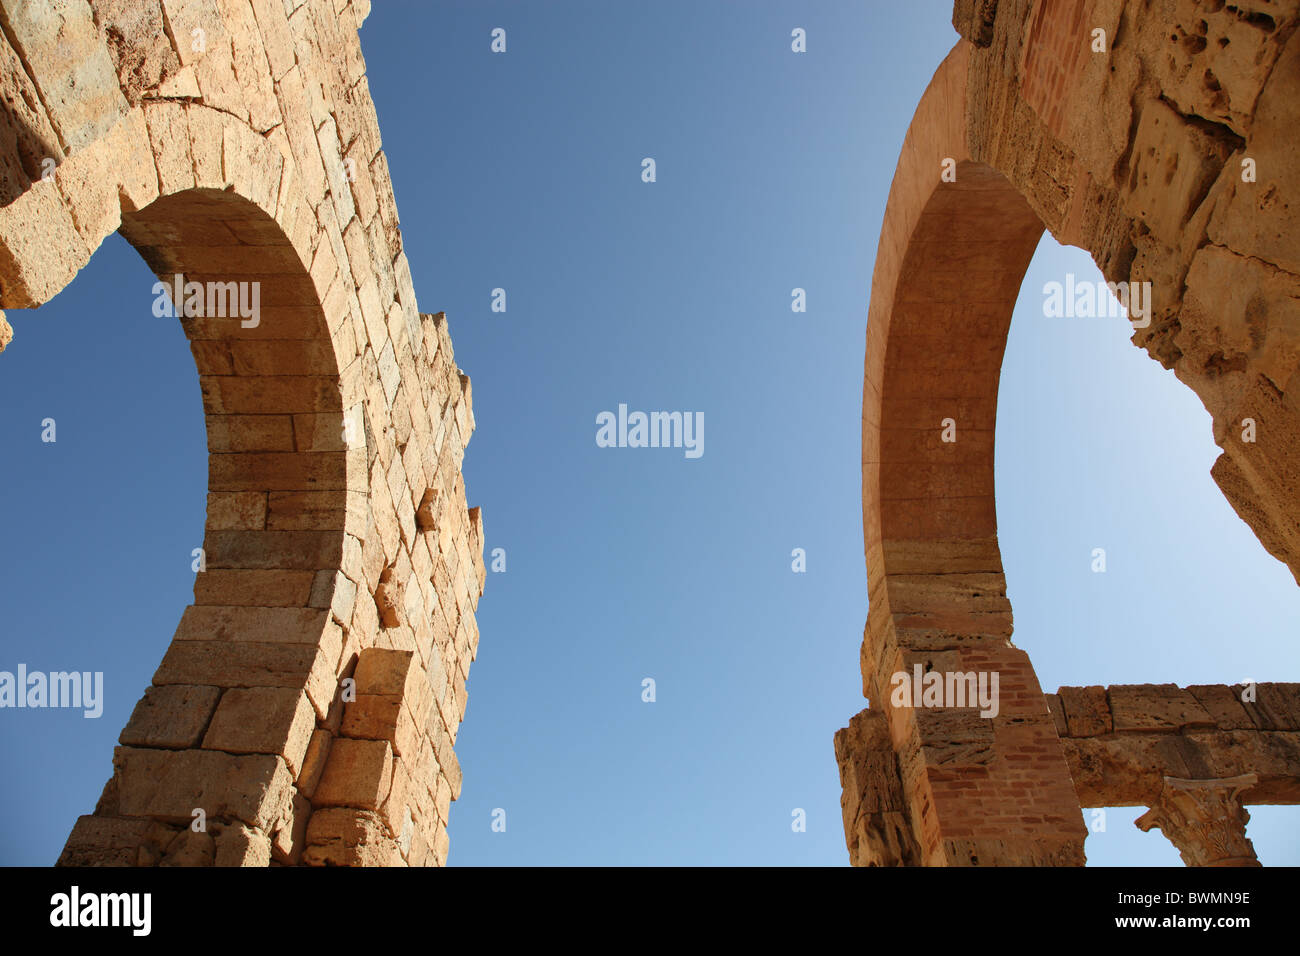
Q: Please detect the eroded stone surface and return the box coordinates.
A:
[0,0,486,867]
[846,0,1300,866]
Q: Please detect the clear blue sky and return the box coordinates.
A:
[0,0,1295,866]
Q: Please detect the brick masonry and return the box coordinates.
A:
[839,684,1300,866]
[847,0,1300,865]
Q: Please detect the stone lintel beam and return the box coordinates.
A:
[1050,682,1300,808]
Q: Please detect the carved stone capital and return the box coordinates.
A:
[1135,774,1261,867]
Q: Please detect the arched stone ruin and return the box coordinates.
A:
[0,0,482,866]
[1,0,1297,868]
[837,0,1300,866]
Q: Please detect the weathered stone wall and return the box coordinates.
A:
[856,42,1089,867]
[846,0,1300,866]
[0,0,483,866]
[833,710,921,867]
[1049,682,1300,807]
[958,0,1300,580]
[841,684,1300,866]
[1053,681,1300,866]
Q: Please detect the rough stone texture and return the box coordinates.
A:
[958,0,1300,580]
[844,0,1300,866]
[119,684,221,749]
[833,709,922,866]
[844,684,1300,867]
[1058,683,1300,866]
[1135,775,1262,867]
[1057,682,1300,809]
[0,0,485,867]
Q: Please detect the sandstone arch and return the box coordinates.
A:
[857,42,1086,868]
[0,0,484,866]
[840,0,1300,867]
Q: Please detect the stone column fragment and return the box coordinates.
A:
[1135,774,1261,867]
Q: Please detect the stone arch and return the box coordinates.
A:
[19,103,360,865]
[858,41,1088,868]
[0,2,484,866]
[844,0,1300,867]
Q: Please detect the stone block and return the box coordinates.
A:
[1057,685,1112,738]
[1109,683,1215,733]
[111,746,292,831]
[0,0,130,151]
[301,807,403,866]
[202,686,315,775]
[312,737,391,809]
[214,823,273,866]
[120,684,221,749]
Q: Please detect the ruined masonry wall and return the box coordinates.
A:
[838,684,1300,865]
[957,0,1300,580]
[847,0,1300,867]
[1049,681,1300,808]
[0,0,483,865]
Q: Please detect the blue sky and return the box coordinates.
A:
[0,0,1296,866]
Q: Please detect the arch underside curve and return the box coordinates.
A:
[0,0,486,866]
[847,17,1300,867]
[855,40,1088,867]
[68,182,354,865]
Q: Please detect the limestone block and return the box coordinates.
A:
[1187,684,1255,731]
[308,569,357,623]
[1044,693,1067,737]
[0,0,130,151]
[202,529,342,569]
[143,102,197,196]
[431,822,449,866]
[0,178,91,308]
[153,638,319,689]
[312,737,391,809]
[57,816,168,867]
[1056,685,1111,737]
[173,604,331,644]
[112,746,293,831]
[202,686,315,775]
[185,104,229,188]
[205,491,267,530]
[1138,0,1299,136]
[214,823,273,866]
[249,0,295,80]
[273,65,328,205]
[1123,97,1237,248]
[1179,244,1300,410]
[301,808,402,866]
[120,684,221,748]
[1109,683,1215,733]
[0,33,62,205]
[217,0,280,132]
[157,64,200,98]
[1205,27,1300,277]
[1242,682,1300,731]
[53,113,149,246]
[96,0,183,102]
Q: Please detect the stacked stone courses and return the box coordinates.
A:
[0,0,484,865]
[841,0,1300,866]
[1,0,1297,868]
